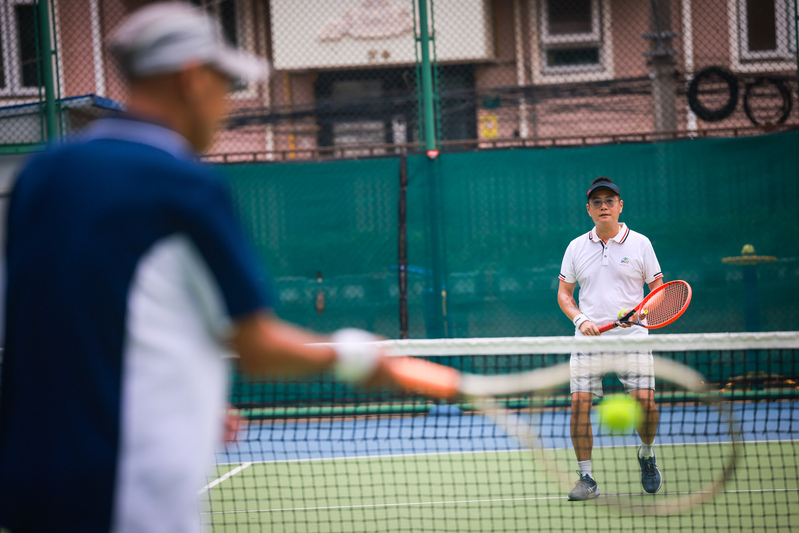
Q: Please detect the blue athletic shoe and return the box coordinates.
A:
[568,471,600,501]
[638,446,663,494]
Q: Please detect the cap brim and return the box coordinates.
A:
[212,47,270,82]
[586,182,621,200]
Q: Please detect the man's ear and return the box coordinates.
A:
[176,62,204,104]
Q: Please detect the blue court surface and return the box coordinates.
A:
[217,400,799,464]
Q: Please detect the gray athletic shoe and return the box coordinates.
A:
[638,446,663,494]
[567,471,600,501]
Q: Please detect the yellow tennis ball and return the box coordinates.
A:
[617,308,628,319]
[599,394,642,434]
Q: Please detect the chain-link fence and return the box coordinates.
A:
[0,1,797,157]
[434,0,799,149]
[0,0,797,339]
[220,132,799,340]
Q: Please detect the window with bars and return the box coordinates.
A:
[190,0,260,95]
[191,0,240,47]
[539,0,604,71]
[0,0,43,95]
[739,0,796,60]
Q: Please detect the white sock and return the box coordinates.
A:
[578,459,592,477]
[640,442,654,456]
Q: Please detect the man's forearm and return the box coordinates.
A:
[558,294,582,321]
[233,313,337,376]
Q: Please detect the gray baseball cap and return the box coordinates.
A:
[110,2,269,82]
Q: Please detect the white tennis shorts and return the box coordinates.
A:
[570,351,655,396]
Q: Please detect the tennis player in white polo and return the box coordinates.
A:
[557,177,665,501]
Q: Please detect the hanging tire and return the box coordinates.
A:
[743,77,792,126]
[687,67,739,122]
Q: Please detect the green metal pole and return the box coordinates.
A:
[412,1,423,149]
[417,0,437,152]
[38,0,58,142]
[794,0,799,103]
[429,0,441,146]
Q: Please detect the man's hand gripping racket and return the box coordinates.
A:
[598,280,692,333]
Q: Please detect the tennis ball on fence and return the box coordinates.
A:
[599,394,642,434]
[617,308,629,319]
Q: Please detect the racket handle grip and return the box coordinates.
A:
[597,321,618,334]
[387,357,462,401]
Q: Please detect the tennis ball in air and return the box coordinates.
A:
[599,394,642,434]
[617,308,629,319]
[741,244,756,255]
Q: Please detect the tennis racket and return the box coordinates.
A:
[382,346,739,516]
[598,280,692,333]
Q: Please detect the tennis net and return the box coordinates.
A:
[207,332,799,532]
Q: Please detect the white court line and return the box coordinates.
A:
[204,441,799,514]
[214,437,799,467]
[199,462,252,495]
[204,439,798,503]
[215,447,533,467]
[203,487,799,515]
[203,495,566,514]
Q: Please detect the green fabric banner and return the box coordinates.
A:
[223,132,799,339]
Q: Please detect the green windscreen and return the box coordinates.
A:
[223,157,400,336]
[222,131,799,339]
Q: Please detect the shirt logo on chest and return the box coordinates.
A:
[620,257,630,267]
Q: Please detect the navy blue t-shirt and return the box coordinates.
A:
[0,118,273,532]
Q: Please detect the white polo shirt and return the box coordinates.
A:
[559,223,663,336]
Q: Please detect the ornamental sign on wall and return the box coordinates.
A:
[270,0,493,70]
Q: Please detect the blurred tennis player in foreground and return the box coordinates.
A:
[557,177,664,501]
[0,4,397,532]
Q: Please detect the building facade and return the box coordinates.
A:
[0,0,795,159]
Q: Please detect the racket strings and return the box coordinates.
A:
[641,283,691,326]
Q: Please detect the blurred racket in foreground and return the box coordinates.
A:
[383,345,739,516]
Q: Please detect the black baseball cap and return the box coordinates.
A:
[586,178,621,201]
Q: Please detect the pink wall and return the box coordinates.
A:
[41,0,796,157]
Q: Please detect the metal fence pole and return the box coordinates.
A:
[794,0,799,102]
[37,0,58,142]
[645,0,677,135]
[417,0,437,153]
[398,156,409,339]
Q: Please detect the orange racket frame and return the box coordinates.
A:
[597,280,692,334]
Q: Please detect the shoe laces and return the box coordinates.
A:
[641,456,657,475]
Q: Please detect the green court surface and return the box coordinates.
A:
[204,440,798,532]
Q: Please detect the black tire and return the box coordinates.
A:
[687,67,739,122]
[743,77,793,126]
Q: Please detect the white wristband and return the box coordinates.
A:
[573,314,589,328]
[331,328,381,383]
